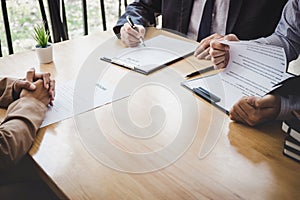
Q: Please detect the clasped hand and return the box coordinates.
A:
[13,68,55,106]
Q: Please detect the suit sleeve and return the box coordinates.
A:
[0,77,17,108]
[256,0,300,62]
[277,96,300,119]
[113,0,162,36]
[0,96,47,171]
[270,76,300,119]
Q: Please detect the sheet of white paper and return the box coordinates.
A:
[182,41,293,112]
[112,35,198,74]
[40,80,129,127]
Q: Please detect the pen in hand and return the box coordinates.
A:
[126,15,145,47]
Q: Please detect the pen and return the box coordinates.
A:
[185,66,215,78]
[126,15,145,47]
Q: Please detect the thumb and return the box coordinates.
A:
[224,34,239,41]
[15,80,36,91]
[255,95,277,108]
[26,68,35,82]
[136,25,145,38]
[246,96,260,107]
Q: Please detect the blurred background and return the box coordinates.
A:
[0,0,134,56]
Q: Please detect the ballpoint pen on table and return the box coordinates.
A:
[126,15,146,47]
[185,66,215,78]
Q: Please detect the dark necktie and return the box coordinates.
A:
[197,0,215,42]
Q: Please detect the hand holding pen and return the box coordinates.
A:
[120,16,146,47]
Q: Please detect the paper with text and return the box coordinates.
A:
[182,41,293,112]
[41,80,129,127]
[111,35,198,74]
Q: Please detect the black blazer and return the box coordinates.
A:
[271,76,300,97]
[114,0,287,40]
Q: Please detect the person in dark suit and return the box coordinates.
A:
[114,0,287,59]
[209,0,300,126]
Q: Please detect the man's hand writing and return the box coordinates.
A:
[120,23,145,47]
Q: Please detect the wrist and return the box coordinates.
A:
[19,96,48,108]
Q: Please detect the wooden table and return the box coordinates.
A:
[0,28,299,200]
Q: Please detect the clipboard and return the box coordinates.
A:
[100,35,198,75]
[182,41,294,114]
[181,74,229,114]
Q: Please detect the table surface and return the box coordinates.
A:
[0,28,299,200]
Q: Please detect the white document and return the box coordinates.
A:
[108,35,198,74]
[40,80,129,127]
[182,41,293,113]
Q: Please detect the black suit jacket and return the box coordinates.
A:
[271,76,300,97]
[114,0,287,40]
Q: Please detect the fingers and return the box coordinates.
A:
[246,96,259,106]
[49,80,55,100]
[26,68,35,82]
[230,97,261,126]
[230,95,280,126]
[120,23,145,47]
[23,68,55,105]
[224,34,239,42]
[230,97,254,125]
[13,79,36,99]
[49,80,55,106]
[254,95,281,119]
[194,33,223,59]
[14,80,36,91]
[208,34,239,69]
[209,40,230,69]
[34,79,55,106]
[26,68,51,89]
[42,72,50,89]
[195,47,210,60]
[136,25,146,38]
[210,49,228,69]
[254,94,278,108]
[32,71,51,89]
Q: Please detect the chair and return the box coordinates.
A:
[0,0,128,56]
[1,0,52,55]
[46,0,69,42]
[37,0,52,42]
[82,0,88,35]
[100,0,107,31]
[45,0,108,38]
[0,39,2,57]
[119,0,127,17]
[1,0,13,55]
[85,0,128,34]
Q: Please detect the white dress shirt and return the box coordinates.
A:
[187,0,230,40]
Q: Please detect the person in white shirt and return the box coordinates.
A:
[114,0,287,60]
